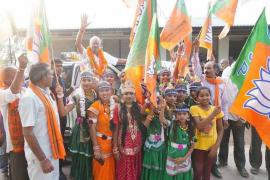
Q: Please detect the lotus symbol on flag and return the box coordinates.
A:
[244,57,270,117]
[146,55,156,76]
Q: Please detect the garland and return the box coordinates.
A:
[79,88,86,118]
[86,48,108,77]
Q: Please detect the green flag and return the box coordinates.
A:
[125,0,157,69]
[230,9,270,90]
[125,0,157,103]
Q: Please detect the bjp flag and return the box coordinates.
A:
[125,0,157,104]
[173,33,192,80]
[211,0,238,39]
[230,42,270,148]
[144,14,161,107]
[229,10,270,148]
[199,3,212,60]
[26,0,51,64]
[129,0,144,47]
[160,0,192,50]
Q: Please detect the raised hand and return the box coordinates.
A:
[159,97,167,110]
[80,13,91,31]
[213,106,221,116]
[192,38,199,53]
[18,53,28,70]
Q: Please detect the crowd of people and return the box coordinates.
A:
[0,17,270,180]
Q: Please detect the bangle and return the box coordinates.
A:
[113,147,119,154]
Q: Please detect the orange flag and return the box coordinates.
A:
[160,0,192,50]
[199,4,212,60]
[211,0,238,39]
[144,14,161,107]
[230,42,270,148]
[130,0,150,47]
[125,0,157,104]
[173,33,192,80]
[229,10,270,148]
[26,0,51,64]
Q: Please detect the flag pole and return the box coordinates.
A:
[50,40,60,85]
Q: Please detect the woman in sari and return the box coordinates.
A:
[88,81,116,180]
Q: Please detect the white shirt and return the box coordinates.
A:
[0,88,21,153]
[221,66,232,80]
[191,52,229,120]
[80,47,118,72]
[19,87,60,162]
[222,65,240,121]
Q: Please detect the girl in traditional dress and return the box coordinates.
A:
[141,101,166,180]
[88,81,116,180]
[163,104,195,180]
[159,86,177,133]
[113,81,147,180]
[57,71,96,180]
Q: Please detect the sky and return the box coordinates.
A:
[0,0,270,29]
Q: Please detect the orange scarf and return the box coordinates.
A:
[205,77,223,106]
[29,83,66,159]
[86,48,108,77]
[8,99,24,152]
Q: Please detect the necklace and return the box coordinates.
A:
[102,103,110,116]
[127,112,137,141]
[126,103,132,109]
[85,89,95,98]
[179,124,188,131]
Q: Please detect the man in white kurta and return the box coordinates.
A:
[19,88,60,180]
[19,63,63,180]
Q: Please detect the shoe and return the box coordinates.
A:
[238,168,249,178]
[218,161,228,167]
[250,168,259,175]
[59,172,67,180]
[211,166,222,178]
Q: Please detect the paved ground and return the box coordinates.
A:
[211,146,268,180]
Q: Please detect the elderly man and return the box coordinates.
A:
[19,63,65,180]
[75,14,126,78]
[0,54,29,180]
[191,39,229,178]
